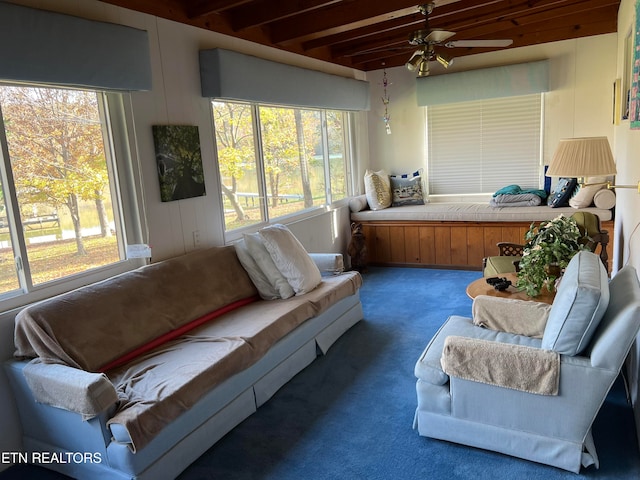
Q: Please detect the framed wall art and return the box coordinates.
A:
[152,125,206,202]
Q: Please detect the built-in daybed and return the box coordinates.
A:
[349,201,614,271]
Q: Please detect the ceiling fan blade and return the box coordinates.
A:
[409,29,456,46]
[445,39,513,48]
[425,30,456,43]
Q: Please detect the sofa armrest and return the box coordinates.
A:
[472,295,550,338]
[309,253,344,275]
[441,335,559,395]
[23,361,118,419]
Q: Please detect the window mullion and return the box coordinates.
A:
[0,104,31,293]
[320,110,332,204]
[253,105,269,224]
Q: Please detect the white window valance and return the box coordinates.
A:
[0,2,151,91]
[417,60,549,106]
[199,48,370,111]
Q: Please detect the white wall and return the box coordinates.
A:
[365,34,617,186]
[615,0,640,450]
[0,0,364,466]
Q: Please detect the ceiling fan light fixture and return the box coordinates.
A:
[405,49,425,72]
[435,53,453,68]
[417,59,430,77]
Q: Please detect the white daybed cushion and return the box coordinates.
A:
[259,224,322,295]
[349,203,612,223]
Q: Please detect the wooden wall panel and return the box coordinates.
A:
[354,219,615,271]
[450,226,468,266]
[434,227,451,265]
[419,226,436,264]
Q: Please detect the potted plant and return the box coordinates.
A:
[516,215,588,297]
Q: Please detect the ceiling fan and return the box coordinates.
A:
[406,2,513,77]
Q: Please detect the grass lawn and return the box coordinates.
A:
[0,235,120,293]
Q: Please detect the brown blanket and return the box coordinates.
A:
[106,272,362,451]
[14,246,258,372]
[441,335,559,396]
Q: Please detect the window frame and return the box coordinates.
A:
[211,100,355,243]
[0,83,146,312]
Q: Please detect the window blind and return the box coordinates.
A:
[427,94,542,195]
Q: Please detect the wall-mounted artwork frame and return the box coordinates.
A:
[152,125,206,202]
[630,0,640,129]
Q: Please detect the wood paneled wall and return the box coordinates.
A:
[359,220,614,271]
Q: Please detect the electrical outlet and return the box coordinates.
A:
[193,230,201,248]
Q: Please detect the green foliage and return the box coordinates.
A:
[516,215,588,297]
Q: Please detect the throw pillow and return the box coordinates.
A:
[259,224,322,295]
[243,232,295,299]
[364,169,391,210]
[390,170,426,206]
[547,177,578,208]
[348,194,369,213]
[234,239,280,300]
[593,188,616,209]
[569,177,606,208]
[541,251,609,356]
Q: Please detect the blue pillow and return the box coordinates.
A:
[547,177,577,207]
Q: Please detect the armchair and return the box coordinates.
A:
[482,211,609,277]
[414,251,640,473]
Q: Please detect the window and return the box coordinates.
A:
[212,101,351,233]
[0,84,137,305]
[427,94,543,196]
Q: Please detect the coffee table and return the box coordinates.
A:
[466,272,555,305]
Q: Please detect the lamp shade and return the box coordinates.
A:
[546,137,617,177]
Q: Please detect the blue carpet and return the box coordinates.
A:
[3,267,639,479]
[178,267,640,480]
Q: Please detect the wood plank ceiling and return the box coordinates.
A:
[99,0,620,72]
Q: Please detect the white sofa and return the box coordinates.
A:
[5,234,363,479]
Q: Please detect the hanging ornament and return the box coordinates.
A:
[381,67,391,135]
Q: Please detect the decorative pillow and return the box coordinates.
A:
[547,177,578,208]
[243,233,295,299]
[390,170,425,206]
[349,194,369,213]
[259,224,322,295]
[569,177,606,208]
[234,239,280,300]
[541,251,609,356]
[593,188,616,209]
[364,169,391,210]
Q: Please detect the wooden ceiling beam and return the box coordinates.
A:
[186,0,252,18]
[269,0,422,44]
[228,0,341,31]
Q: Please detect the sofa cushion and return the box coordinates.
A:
[14,246,259,372]
[259,224,322,295]
[569,177,606,208]
[243,232,295,299]
[541,251,609,355]
[234,239,280,300]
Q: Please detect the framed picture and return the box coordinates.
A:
[630,1,640,129]
[152,125,206,202]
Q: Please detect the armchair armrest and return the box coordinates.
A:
[309,253,344,275]
[472,295,551,338]
[23,360,118,419]
[441,335,559,395]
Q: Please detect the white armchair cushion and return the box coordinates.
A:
[542,251,609,355]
